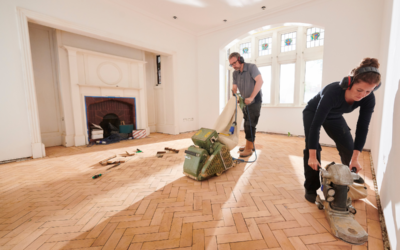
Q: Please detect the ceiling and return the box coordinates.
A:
[111,0,310,35]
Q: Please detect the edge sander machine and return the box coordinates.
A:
[315,162,368,245]
[183,94,245,181]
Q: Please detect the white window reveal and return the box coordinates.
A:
[259,66,272,104]
[304,59,323,103]
[307,27,324,48]
[281,32,296,53]
[240,42,251,59]
[279,63,296,104]
[259,38,272,56]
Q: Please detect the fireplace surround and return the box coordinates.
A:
[85,96,136,140]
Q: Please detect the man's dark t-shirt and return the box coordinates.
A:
[232,63,262,103]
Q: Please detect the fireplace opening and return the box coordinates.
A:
[100,113,120,138]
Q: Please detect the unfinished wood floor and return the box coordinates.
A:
[0,132,384,250]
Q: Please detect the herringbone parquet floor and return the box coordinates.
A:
[0,132,384,250]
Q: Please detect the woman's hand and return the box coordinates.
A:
[308,149,321,171]
[349,160,362,173]
[349,150,362,173]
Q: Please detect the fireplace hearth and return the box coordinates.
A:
[85,97,136,141]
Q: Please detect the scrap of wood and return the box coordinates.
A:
[157,151,166,154]
[99,154,117,166]
[165,147,179,153]
[107,157,127,164]
[125,151,136,156]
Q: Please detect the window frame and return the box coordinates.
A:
[239,39,252,59]
[301,56,324,105]
[278,27,298,55]
[225,25,324,108]
[306,27,325,49]
[256,62,273,105]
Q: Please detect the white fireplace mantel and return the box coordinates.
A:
[63,46,149,146]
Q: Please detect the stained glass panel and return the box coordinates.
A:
[258,37,272,56]
[281,32,296,52]
[307,28,325,48]
[240,42,251,59]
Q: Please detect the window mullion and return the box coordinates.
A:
[295,26,305,106]
[271,31,279,106]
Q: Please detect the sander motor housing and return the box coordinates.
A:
[183,128,234,181]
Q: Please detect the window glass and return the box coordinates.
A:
[279,63,296,103]
[259,66,272,104]
[304,59,323,103]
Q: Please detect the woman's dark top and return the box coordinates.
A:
[304,82,375,152]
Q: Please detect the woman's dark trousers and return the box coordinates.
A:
[303,110,354,192]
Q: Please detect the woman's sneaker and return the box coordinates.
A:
[305,190,317,203]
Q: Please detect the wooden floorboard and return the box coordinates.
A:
[0,132,383,250]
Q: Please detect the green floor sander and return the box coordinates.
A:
[183,94,245,181]
[183,128,234,181]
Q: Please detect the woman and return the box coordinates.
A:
[303,58,381,203]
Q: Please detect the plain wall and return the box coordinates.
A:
[0,0,197,161]
[197,0,384,150]
[29,23,63,147]
[369,0,400,248]
[145,51,157,132]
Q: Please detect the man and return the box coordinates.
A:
[229,52,263,157]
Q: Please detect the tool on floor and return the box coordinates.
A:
[165,147,179,153]
[106,162,121,170]
[136,149,143,153]
[315,162,368,245]
[92,162,123,179]
[183,94,248,181]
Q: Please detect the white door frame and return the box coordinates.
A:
[16,8,178,158]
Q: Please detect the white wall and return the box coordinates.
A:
[0,0,197,161]
[145,52,157,132]
[369,0,400,248]
[29,23,63,147]
[197,0,383,150]
[56,29,148,147]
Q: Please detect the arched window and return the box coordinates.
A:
[225,25,325,106]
